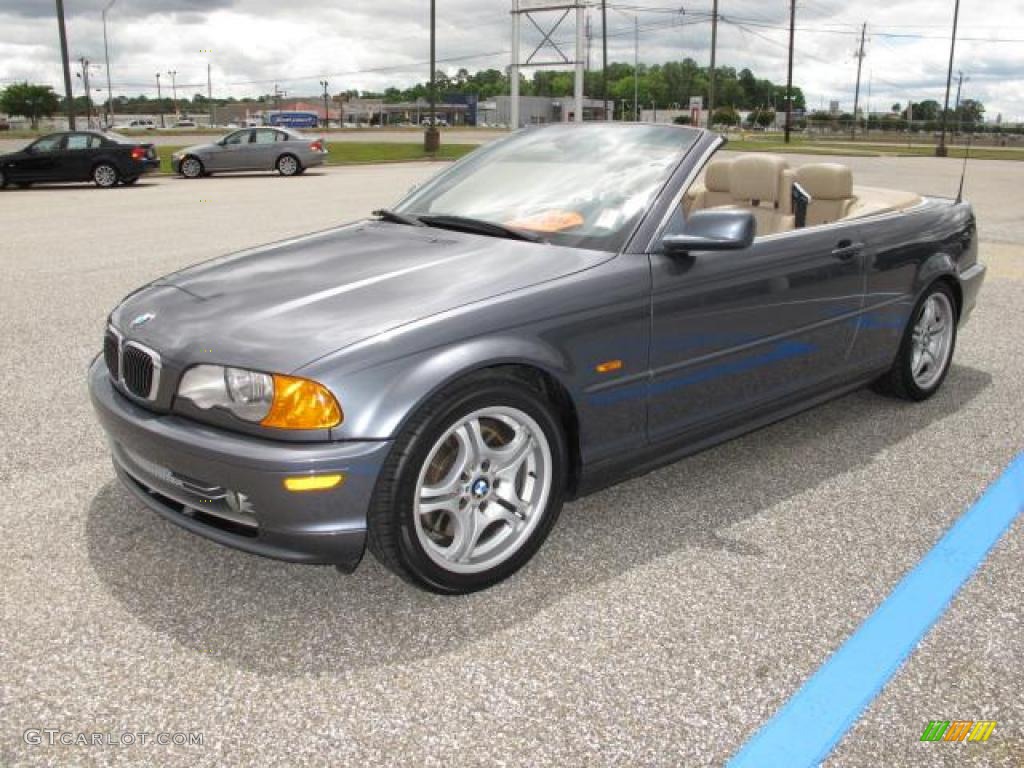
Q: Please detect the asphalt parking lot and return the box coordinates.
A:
[1,153,1021,767]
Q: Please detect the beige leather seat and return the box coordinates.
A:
[795,163,856,226]
[727,154,794,236]
[688,158,734,211]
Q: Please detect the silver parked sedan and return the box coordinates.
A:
[171,127,327,178]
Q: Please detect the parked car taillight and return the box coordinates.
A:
[310,140,324,153]
[131,146,147,161]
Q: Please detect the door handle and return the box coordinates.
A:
[831,240,864,261]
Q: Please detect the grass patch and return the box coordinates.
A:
[154,141,476,174]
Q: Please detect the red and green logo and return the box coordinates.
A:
[920,720,996,742]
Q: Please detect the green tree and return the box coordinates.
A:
[0,82,61,129]
[712,106,739,126]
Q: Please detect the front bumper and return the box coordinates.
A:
[89,357,390,570]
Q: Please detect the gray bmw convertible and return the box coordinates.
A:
[90,123,986,593]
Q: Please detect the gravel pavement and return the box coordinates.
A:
[0,154,1021,767]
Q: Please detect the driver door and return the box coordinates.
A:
[647,205,866,445]
[208,129,252,171]
[10,134,65,182]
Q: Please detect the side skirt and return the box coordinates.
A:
[574,369,887,498]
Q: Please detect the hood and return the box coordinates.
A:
[111,221,608,373]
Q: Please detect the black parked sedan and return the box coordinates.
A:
[0,131,160,189]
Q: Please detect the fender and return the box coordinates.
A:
[316,333,576,441]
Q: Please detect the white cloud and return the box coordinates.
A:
[1,0,1022,120]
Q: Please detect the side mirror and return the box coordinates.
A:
[661,209,756,255]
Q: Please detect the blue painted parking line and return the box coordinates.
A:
[728,452,1024,768]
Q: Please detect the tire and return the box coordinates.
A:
[874,281,958,401]
[93,163,119,188]
[276,153,301,177]
[16,182,32,189]
[179,155,204,179]
[367,371,567,594]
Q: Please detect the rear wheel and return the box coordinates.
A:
[179,156,203,179]
[93,163,119,188]
[874,282,957,401]
[367,372,567,594]
[276,153,300,177]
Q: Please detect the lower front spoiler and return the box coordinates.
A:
[114,464,368,572]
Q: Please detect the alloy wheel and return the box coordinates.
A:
[910,292,954,390]
[180,157,202,178]
[413,406,553,574]
[94,164,118,188]
[277,155,299,176]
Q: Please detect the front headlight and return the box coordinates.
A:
[177,365,342,430]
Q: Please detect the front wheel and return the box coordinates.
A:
[179,156,204,179]
[276,153,301,177]
[367,373,567,594]
[875,282,958,401]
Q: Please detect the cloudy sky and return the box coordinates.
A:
[1,0,1022,121]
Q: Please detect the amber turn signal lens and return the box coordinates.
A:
[283,474,345,492]
[260,375,342,430]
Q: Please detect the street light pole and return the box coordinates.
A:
[55,0,76,129]
[102,0,117,128]
[156,73,164,128]
[425,0,439,151]
[784,0,795,143]
[320,80,330,130]
[167,70,178,121]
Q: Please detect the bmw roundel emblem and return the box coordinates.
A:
[471,478,491,498]
[130,312,155,329]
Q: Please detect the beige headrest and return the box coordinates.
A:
[704,159,732,192]
[796,163,853,200]
[731,154,788,204]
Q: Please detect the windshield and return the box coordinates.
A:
[395,123,699,251]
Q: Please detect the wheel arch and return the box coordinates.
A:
[322,337,585,495]
[913,251,963,321]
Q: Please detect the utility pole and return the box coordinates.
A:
[156,73,164,128]
[102,0,117,128]
[851,23,866,140]
[585,13,592,71]
[708,0,718,128]
[601,0,608,120]
[78,58,93,128]
[167,70,178,120]
[320,80,330,129]
[936,0,960,156]
[954,70,968,134]
[425,0,439,150]
[633,15,639,121]
[207,61,214,127]
[55,0,76,129]
[784,0,795,143]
